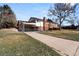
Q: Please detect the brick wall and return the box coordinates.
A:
[43,17,49,31]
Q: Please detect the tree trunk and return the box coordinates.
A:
[59,19,62,30]
[59,24,61,30]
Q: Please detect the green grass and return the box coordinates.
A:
[0,29,60,56]
[40,30,79,42]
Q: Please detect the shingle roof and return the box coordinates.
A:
[28,17,43,23]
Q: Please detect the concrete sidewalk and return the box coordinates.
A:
[25,32,79,56]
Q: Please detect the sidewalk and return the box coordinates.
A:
[25,32,79,56]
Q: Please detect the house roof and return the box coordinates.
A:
[18,20,28,23]
[47,19,58,24]
[18,17,58,25]
[47,19,53,22]
[28,17,43,23]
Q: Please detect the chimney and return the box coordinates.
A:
[43,17,46,31]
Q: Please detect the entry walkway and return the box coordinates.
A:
[25,32,79,56]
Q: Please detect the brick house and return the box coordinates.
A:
[17,17,59,31]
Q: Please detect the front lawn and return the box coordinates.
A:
[0,29,60,56]
[40,30,79,42]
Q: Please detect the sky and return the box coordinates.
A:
[0,3,53,21]
[0,3,79,26]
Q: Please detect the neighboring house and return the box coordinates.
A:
[17,17,59,31]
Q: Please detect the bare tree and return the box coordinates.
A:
[77,20,79,30]
[48,3,77,30]
[67,14,76,26]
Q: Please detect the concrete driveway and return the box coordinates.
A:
[25,32,79,56]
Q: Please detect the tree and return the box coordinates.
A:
[48,3,77,30]
[77,19,79,30]
[0,5,17,28]
[67,14,76,26]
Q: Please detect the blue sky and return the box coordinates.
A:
[0,3,79,26]
[0,3,53,21]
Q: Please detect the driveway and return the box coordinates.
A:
[25,32,79,56]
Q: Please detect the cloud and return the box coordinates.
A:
[70,3,76,6]
[42,10,48,14]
